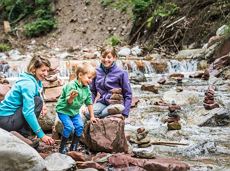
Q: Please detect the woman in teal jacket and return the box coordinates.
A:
[0,55,54,146]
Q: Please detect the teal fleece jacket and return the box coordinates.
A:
[0,73,45,138]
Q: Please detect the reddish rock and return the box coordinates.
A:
[43,79,63,88]
[141,84,158,93]
[77,161,105,171]
[137,127,145,134]
[169,73,184,79]
[157,77,166,84]
[189,71,204,78]
[44,86,63,102]
[131,97,140,108]
[108,154,190,171]
[203,103,219,110]
[110,88,122,94]
[154,100,168,106]
[67,151,85,161]
[201,69,210,80]
[82,115,128,153]
[151,60,168,73]
[203,99,215,104]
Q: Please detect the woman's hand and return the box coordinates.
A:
[41,135,55,145]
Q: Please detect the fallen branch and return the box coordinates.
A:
[151,141,188,146]
[166,16,186,29]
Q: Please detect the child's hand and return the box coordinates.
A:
[90,116,98,124]
[70,90,78,98]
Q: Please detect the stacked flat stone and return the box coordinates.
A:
[166,101,181,130]
[203,85,219,110]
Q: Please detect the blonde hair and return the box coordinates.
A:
[76,62,96,78]
[27,55,51,74]
[100,45,117,58]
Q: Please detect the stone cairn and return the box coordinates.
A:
[176,76,183,92]
[129,127,151,148]
[203,85,219,110]
[166,101,182,130]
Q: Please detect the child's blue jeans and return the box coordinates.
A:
[57,112,83,138]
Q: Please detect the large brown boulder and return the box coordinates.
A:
[82,115,128,153]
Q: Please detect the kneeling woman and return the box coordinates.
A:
[0,55,55,146]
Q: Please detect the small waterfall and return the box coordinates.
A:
[2,59,198,79]
[129,61,139,73]
[167,60,197,73]
[143,61,155,74]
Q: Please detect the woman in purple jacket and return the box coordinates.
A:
[86,46,132,119]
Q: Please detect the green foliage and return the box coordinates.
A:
[24,19,56,37]
[35,0,50,6]
[0,0,56,37]
[0,43,11,52]
[106,35,121,46]
[153,3,179,17]
[132,0,153,15]
[100,0,114,7]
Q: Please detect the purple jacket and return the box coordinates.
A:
[90,63,132,117]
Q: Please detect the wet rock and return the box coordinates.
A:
[181,141,217,157]
[82,115,128,153]
[0,128,46,171]
[141,84,158,93]
[157,77,166,84]
[45,153,76,171]
[199,108,230,127]
[130,72,147,84]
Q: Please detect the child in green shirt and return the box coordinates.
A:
[56,63,97,154]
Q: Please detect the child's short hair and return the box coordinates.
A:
[27,55,51,74]
[76,62,96,78]
[100,45,117,58]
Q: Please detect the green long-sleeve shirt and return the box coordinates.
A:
[56,79,92,116]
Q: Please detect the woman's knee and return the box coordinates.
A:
[34,96,43,116]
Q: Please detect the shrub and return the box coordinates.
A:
[106,35,121,46]
[0,43,11,52]
[24,19,56,37]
